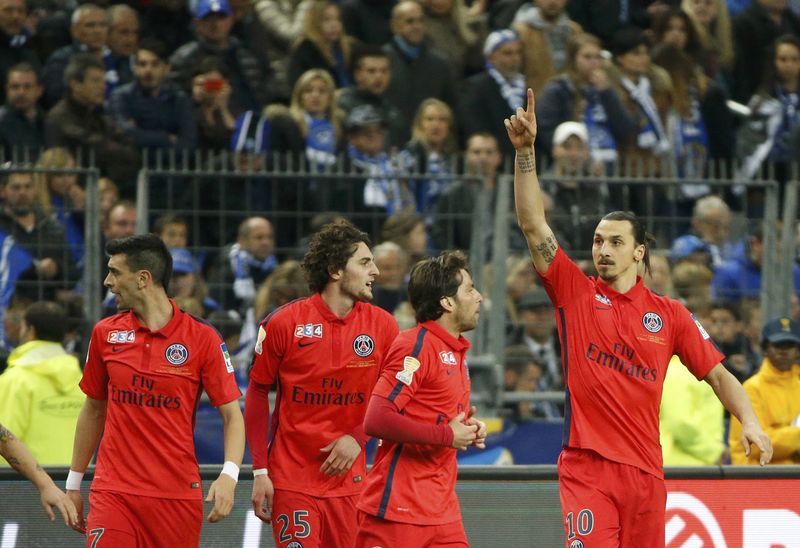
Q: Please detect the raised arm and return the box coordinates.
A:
[504,88,560,274]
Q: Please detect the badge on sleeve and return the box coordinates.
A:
[396,356,420,386]
[221,343,234,373]
[254,325,267,355]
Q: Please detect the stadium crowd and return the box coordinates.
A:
[1,0,800,469]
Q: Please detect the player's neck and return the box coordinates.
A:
[133,292,174,331]
[602,270,638,294]
[436,316,461,340]
[319,288,356,318]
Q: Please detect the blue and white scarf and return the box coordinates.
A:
[584,89,617,163]
[769,84,800,163]
[304,113,337,171]
[229,243,277,303]
[620,76,670,154]
[349,145,414,214]
[486,62,526,112]
[0,229,33,349]
[670,85,709,192]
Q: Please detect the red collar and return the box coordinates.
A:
[419,320,471,352]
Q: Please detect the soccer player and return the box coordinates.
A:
[505,88,773,547]
[355,250,487,548]
[66,234,244,546]
[245,220,399,548]
[1,422,78,526]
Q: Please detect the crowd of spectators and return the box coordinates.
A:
[1,0,800,466]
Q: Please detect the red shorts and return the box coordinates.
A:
[270,489,358,548]
[558,448,666,548]
[354,511,468,548]
[87,490,203,547]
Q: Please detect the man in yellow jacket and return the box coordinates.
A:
[730,316,800,464]
[0,301,83,465]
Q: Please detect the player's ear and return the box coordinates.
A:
[440,295,454,313]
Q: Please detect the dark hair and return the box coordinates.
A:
[302,219,371,293]
[24,301,68,342]
[191,57,231,79]
[504,344,542,376]
[408,250,468,323]
[381,210,424,245]
[600,211,656,275]
[710,299,742,321]
[651,8,701,59]
[136,37,169,62]
[105,233,173,288]
[759,34,800,94]
[352,44,390,71]
[64,53,105,86]
[5,62,39,86]
[153,213,188,236]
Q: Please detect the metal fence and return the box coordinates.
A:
[0,155,797,417]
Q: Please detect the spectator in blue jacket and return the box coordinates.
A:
[109,38,197,151]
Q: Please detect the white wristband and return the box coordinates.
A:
[221,461,240,482]
[252,468,268,477]
[66,470,84,491]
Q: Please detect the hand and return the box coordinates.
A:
[589,68,609,91]
[68,184,86,210]
[206,474,237,523]
[320,434,361,476]
[214,82,232,110]
[504,88,537,151]
[740,422,773,466]
[465,406,487,449]
[40,483,78,527]
[449,412,478,450]
[35,258,58,279]
[66,490,86,534]
[251,474,274,523]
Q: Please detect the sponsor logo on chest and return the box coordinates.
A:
[107,330,135,343]
[165,343,189,366]
[295,323,323,339]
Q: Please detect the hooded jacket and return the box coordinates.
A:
[0,340,83,465]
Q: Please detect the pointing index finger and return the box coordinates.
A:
[526,88,535,115]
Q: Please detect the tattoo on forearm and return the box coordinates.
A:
[517,153,536,173]
[534,236,558,265]
[0,425,15,444]
[7,457,20,469]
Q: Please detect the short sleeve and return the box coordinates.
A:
[201,328,242,407]
[537,247,594,308]
[249,313,288,386]
[79,326,109,400]
[673,304,724,380]
[371,333,428,411]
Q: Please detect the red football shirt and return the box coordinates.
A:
[80,300,241,500]
[539,248,723,478]
[357,320,471,525]
[249,293,399,497]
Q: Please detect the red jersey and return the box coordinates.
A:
[80,300,241,500]
[357,320,471,525]
[539,248,723,478]
[250,293,399,497]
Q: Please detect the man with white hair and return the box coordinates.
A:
[461,29,525,158]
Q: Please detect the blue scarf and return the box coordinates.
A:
[51,194,84,264]
[331,44,352,88]
[400,149,450,217]
[619,75,670,154]
[349,145,414,214]
[304,113,337,171]
[229,243,277,303]
[393,35,422,60]
[0,229,33,349]
[673,85,709,180]
[485,62,526,112]
[769,84,800,163]
[583,89,617,163]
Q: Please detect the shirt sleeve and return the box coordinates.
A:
[79,326,109,400]
[537,247,594,309]
[371,333,429,412]
[673,304,724,380]
[249,313,288,387]
[201,328,242,407]
[377,312,401,376]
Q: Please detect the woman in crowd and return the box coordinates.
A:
[421,0,486,79]
[400,98,459,218]
[681,0,734,90]
[536,32,637,167]
[34,148,85,264]
[381,210,429,265]
[288,0,356,88]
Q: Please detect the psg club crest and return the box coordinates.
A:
[642,312,663,333]
[165,343,189,366]
[353,334,374,357]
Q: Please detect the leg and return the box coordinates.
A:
[320,495,360,548]
[132,495,204,548]
[271,489,323,548]
[85,492,137,548]
[618,471,666,548]
[429,519,469,547]
[558,448,622,548]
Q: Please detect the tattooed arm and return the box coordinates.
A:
[0,423,78,526]
[504,88,560,274]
